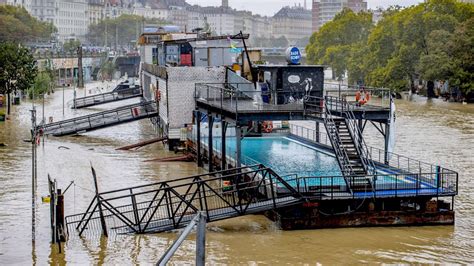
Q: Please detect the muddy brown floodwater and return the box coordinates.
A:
[0,83,473,264]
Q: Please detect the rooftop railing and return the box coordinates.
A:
[195,83,305,117]
[324,82,392,108]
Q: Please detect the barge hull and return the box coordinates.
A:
[265,201,454,230]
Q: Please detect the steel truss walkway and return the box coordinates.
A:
[73,87,142,109]
[38,101,158,136]
[65,165,304,237]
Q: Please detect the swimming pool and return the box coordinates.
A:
[201,136,400,186]
[205,136,338,174]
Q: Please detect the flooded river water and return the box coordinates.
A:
[0,83,473,264]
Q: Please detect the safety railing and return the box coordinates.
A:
[73,87,142,109]
[324,83,392,108]
[38,101,158,136]
[195,83,305,117]
[65,165,303,237]
[289,124,331,147]
[282,170,458,200]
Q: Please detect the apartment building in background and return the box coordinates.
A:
[312,0,367,31]
[272,5,312,45]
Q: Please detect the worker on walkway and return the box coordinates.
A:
[355,87,371,106]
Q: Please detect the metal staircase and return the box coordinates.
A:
[73,87,142,109]
[38,101,158,136]
[305,96,376,193]
[325,97,376,193]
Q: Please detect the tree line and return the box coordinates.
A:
[1,6,56,115]
[306,0,474,95]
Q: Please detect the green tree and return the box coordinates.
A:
[362,0,474,91]
[99,60,115,81]
[0,5,56,43]
[87,14,168,47]
[450,18,474,94]
[63,39,81,53]
[29,71,52,99]
[306,8,373,81]
[0,42,37,114]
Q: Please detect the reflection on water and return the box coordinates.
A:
[0,85,473,264]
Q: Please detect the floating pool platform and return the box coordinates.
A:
[189,83,457,230]
[187,129,457,229]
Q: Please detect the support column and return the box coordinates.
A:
[208,114,214,172]
[221,119,227,170]
[236,125,242,168]
[77,45,84,88]
[315,122,320,143]
[384,122,390,165]
[196,111,203,167]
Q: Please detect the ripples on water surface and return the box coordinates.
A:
[0,87,473,264]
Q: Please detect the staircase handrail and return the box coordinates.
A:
[323,100,355,193]
[340,99,377,175]
[324,96,376,173]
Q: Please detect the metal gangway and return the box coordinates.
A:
[73,87,142,109]
[65,165,304,237]
[38,101,158,136]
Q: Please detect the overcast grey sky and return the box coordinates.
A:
[186,0,424,16]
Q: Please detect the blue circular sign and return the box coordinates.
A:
[286,46,301,65]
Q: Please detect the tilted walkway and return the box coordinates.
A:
[73,87,142,109]
[38,101,158,136]
[65,165,304,237]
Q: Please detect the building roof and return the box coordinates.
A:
[274,6,311,20]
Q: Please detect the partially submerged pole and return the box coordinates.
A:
[31,107,37,243]
[157,212,206,266]
[196,212,206,266]
[91,167,108,237]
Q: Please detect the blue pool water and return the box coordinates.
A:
[207,136,346,185]
[241,137,341,177]
[203,136,404,187]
